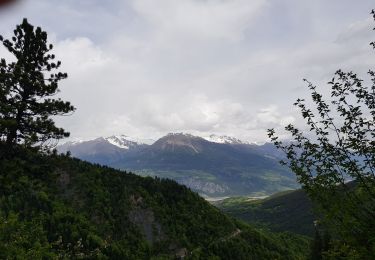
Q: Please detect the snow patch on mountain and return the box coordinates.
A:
[105,135,154,149]
[203,134,248,145]
[106,136,131,149]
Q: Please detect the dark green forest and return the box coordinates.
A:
[0,145,310,259]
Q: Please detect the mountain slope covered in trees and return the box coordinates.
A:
[214,189,316,237]
[0,146,309,259]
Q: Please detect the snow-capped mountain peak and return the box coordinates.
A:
[203,134,248,145]
[105,135,154,149]
[106,135,131,149]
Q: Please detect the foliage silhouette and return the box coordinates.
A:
[268,9,375,258]
[0,18,74,151]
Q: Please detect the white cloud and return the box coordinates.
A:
[1,0,375,143]
[131,0,267,41]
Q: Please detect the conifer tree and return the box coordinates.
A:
[0,18,75,149]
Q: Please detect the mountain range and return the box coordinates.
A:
[57,133,298,197]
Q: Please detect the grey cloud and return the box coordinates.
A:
[1,0,375,143]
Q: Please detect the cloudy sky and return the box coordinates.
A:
[0,0,374,143]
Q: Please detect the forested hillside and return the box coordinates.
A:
[0,146,309,259]
[214,189,316,237]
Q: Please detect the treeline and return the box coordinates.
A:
[0,145,310,259]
